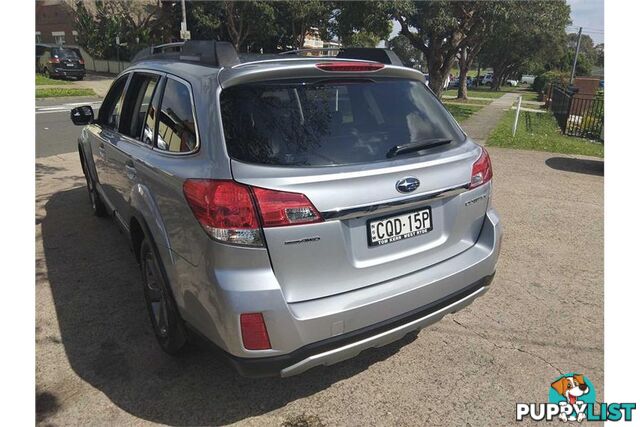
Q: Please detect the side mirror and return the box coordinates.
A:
[70,106,94,126]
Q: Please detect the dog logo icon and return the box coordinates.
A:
[549,373,595,422]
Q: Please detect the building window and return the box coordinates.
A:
[52,31,65,45]
[36,32,42,43]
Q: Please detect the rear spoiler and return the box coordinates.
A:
[280,47,404,67]
[218,61,425,89]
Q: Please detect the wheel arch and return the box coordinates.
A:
[128,184,177,303]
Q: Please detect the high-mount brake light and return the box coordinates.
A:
[315,61,384,72]
[182,180,323,246]
[469,147,493,189]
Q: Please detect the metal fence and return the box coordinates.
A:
[549,85,604,141]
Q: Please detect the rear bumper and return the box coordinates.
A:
[221,274,493,377]
[51,68,85,78]
[184,207,502,377]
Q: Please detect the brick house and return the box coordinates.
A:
[36,0,77,45]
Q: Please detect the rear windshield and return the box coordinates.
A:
[52,48,79,59]
[220,78,464,167]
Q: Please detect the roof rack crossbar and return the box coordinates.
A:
[279,48,345,55]
[131,40,240,68]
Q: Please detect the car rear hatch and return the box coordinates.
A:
[53,48,84,70]
[218,62,491,303]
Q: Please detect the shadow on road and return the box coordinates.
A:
[40,186,415,425]
[545,157,604,176]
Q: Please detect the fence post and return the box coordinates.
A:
[512,96,522,137]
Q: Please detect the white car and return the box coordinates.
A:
[506,79,518,87]
[520,74,535,85]
[481,74,494,85]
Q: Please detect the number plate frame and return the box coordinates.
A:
[366,206,433,247]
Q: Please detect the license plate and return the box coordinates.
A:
[367,207,432,247]
[66,63,74,67]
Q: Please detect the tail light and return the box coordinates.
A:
[253,187,322,227]
[48,57,60,64]
[240,313,271,350]
[469,147,493,189]
[316,61,384,72]
[182,179,323,246]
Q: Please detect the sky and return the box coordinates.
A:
[388,0,604,45]
[567,0,604,44]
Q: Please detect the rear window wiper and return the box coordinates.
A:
[386,138,452,158]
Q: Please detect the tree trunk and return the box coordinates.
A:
[427,62,446,98]
[457,48,469,100]
[490,67,504,91]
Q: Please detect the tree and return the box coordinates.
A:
[389,35,427,70]
[71,0,166,60]
[344,31,386,48]
[454,3,504,99]
[276,0,333,49]
[221,1,276,51]
[332,1,392,47]
[480,1,570,91]
[391,1,500,97]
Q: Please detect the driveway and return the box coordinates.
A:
[36,147,603,425]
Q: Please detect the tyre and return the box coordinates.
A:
[76,76,84,81]
[83,167,107,217]
[140,237,187,354]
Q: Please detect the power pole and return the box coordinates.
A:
[180,0,190,40]
[570,27,583,85]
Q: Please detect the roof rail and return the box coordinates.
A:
[279,47,404,67]
[131,40,240,67]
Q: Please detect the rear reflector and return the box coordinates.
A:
[469,147,493,189]
[240,313,271,350]
[183,179,323,245]
[315,61,384,72]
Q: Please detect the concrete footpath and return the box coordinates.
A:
[461,93,519,145]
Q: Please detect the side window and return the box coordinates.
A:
[142,84,160,146]
[99,75,128,130]
[120,73,160,140]
[156,78,197,153]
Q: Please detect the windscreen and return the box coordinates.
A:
[52,48,79,59]
[220,78,464,167]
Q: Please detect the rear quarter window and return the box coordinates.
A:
[220,78,464,167]
[155,78,198,153]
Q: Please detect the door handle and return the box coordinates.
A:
[125,161,136,180]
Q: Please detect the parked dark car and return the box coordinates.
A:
[38,46,86,80]
[36,43,48,72]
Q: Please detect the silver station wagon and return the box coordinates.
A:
[71,41,502,377]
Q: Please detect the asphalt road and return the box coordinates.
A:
[36,97,101,158]
[36,120,604,425]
